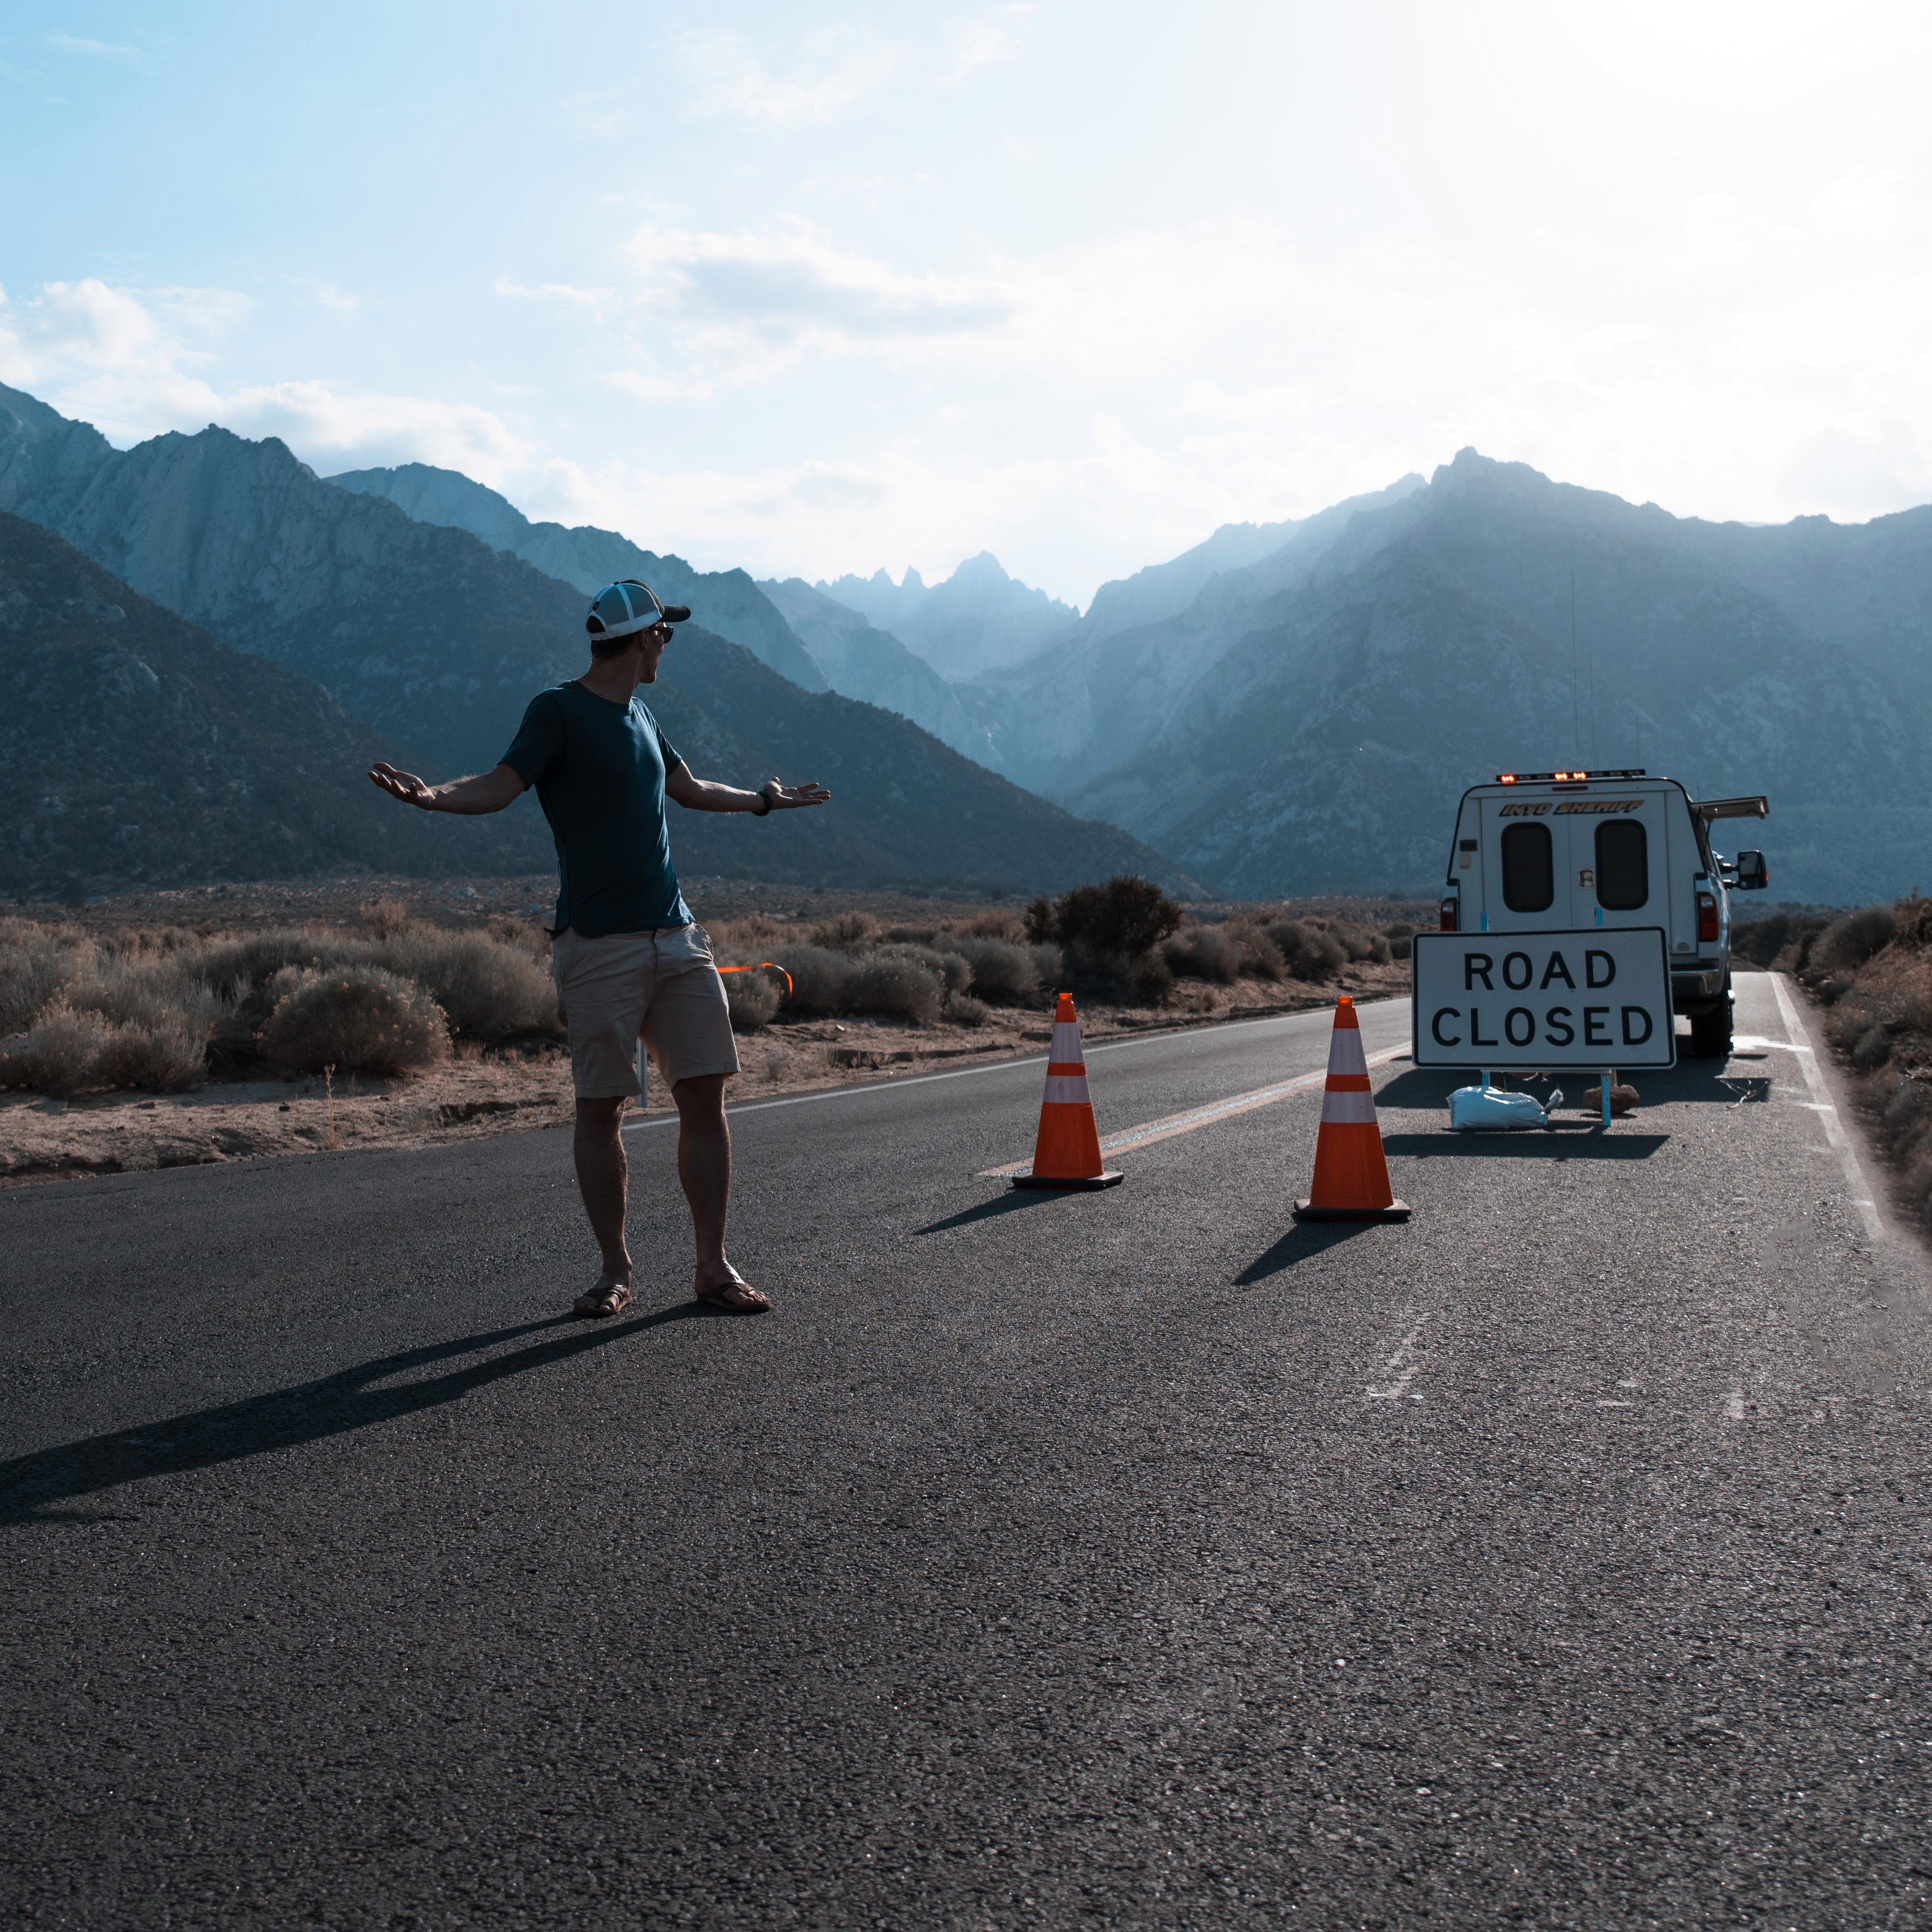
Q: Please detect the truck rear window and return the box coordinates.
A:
[1501,823,1554,912]
[1596,819,1648,909]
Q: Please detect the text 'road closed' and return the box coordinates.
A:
[1410,928,1675,1069]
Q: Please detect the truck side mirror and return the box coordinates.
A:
[1734,849,1768,891]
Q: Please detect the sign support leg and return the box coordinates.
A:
[1601,1069,1611,1127]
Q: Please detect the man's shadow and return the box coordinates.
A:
[0,1303,707,1526]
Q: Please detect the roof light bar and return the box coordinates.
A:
[1492,768,1647,784]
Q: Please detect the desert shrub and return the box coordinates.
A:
[883,924,940,946]
[17,1001,116,1098]
[1046,876,1185,959]
[1062,942,1171,1005]
[373,928,557,1040]
[1131,948,1174,1004]
[810,911,881,950]
[1023,896,1057,944]
[66,956,225,1036]
[361,897,414,938]
[929,948,972,995]
[1812,905,1896,976]
[1882,1073,1932,1148]
[1165,924,1242,984]
[487,915,550,958]
[102,1016,211,1092]
[1852,1024,1894,1071]
[1733,915,1795,968]
[948,993,990,1028]
[775,944,857,1015]
[1751,914,1835,972]
[848,948,944,1024]
[1823,997,1875,1052]
[1383,923,1417,961]
[1896,897,1932,951]
[1317,918,1381,964]
[723,969,781,1032]
[258,965,450,1077]
[962,910,1027,942]
[1264,919,1348,982]
[0,926,84,1031]
[197,927,363,1001]
[949,934,1036,1003]
[1232,925,1288,981]
[1029,942,1064,992]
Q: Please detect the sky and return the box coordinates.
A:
[3,0,1931,606]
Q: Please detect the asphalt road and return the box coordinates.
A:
[3,976,1928,1929]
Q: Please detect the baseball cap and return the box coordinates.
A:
[585,579,693,643]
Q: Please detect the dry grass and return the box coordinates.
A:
[703,898,1420,1033]
[0,912,554,1097]
[1,883,1428,1104]
[1799,896,1932,1230]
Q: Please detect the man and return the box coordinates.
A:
[369,579,829,1318]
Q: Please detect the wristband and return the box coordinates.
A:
[754,789,772,816]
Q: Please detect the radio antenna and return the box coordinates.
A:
[1570,567,1580,763]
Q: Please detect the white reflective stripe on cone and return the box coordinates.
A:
[1043,1075,1093,1106]
[1326,1024,1370,1079]
[1319,1086,1379,1125]
[1049,1021,1084,1063]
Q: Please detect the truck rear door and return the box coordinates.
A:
[1567,787,1668,933]
[1479,796,1576,930]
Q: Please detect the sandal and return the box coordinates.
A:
[573,1280,633,1319]
[696,1274,771,1314]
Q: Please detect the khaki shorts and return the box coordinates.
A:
[551,923,740,1101]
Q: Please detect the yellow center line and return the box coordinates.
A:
[977,1045,1410,1177]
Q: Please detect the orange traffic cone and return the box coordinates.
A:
[1012,993,1124,1191]
[1292,996,1410,1222]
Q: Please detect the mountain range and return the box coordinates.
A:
[0,382,1194,899]
[1014,454,1932,903]
[7,369,1928,906]
[816,555,1079,679]
[0,508,533,896]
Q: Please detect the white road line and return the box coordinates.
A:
[976,1044,1410,1177]
[1724,1388,1746,1422]
[623,998,1409,1135]
[1366,1312,1429,1402]
[1769,975,1883,1240]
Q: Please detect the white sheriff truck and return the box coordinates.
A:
[1430,769,1769,1060]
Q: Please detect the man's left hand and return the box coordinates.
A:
[760,777,831,811]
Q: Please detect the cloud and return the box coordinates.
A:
[0,279,528,484]
[44,32,143,63]
[673,14,1024,125]
[676,27,900,128]
[222,382,530,479]
[943,9,1027,85]
[618,219,1008,377]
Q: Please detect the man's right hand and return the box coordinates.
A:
[369,762,440,810]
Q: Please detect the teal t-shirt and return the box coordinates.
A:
[501,681,693,937]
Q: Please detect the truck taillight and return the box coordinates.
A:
[1697,891,1719,943]
[1439,896,1458,932]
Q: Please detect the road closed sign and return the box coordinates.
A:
[1410,927,1675,1070]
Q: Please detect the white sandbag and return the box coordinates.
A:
[1449,1081,1562,1131]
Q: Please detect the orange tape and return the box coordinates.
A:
[719,961,793,997]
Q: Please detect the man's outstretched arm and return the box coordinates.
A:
[368,761,529,815]
[664,763,831,815]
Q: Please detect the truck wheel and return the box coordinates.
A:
[1687,994,1734,1060]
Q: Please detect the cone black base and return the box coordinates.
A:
[1293,1198,1411,1222]
[1012,1170,1124,1191]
